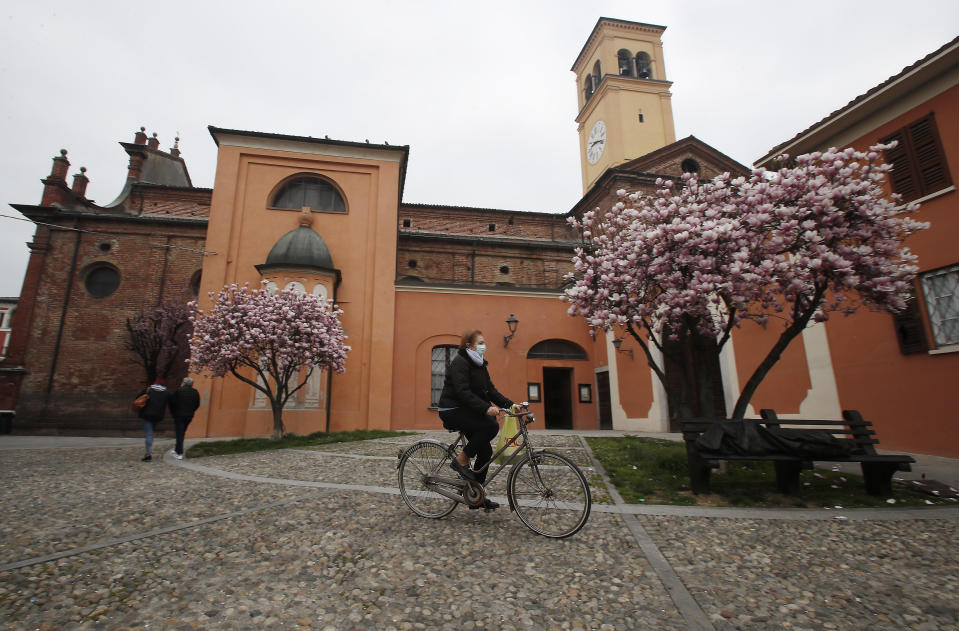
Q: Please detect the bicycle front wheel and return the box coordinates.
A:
[398,441,459,519]
[507,450,591,538]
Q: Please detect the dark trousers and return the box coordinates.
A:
[439,408,499,482]
[174,415,194,455]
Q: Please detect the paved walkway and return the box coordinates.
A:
[0,432,957,630]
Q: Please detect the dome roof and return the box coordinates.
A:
[263,226,334,270]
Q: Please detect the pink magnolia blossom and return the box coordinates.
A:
[189,282,349,438]
[564,143,928,418]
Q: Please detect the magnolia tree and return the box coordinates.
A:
[189,283,349,439]
[564,144,928,419]
[125,301,193,386]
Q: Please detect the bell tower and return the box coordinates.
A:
[572,18,677,192]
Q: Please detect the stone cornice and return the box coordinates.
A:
[397,230,577,251]
[394,281,564,299]
[575,74,673,124]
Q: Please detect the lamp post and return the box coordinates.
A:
[503,314,519,347]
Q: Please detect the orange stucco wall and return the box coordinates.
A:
[189,139,402,438]
[613,335,656,419]
[821,86,959,457]
[731,319,812,415]
[391,290,598,430]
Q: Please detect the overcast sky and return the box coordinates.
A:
[1,1,957,297]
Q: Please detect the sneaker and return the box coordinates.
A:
[469,499,500,511]
[141,454,152,462]
[175,452,184,460]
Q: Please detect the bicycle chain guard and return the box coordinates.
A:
[463,481,485,507]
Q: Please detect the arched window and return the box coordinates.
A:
[312,284,328,300]
[83,264,120,298]
[592,60,602,88]
[284,281,306,294]
[617,49,633,76]
[635,52,652,79]
[431,345,458,406]
[271,176,346,212]
[584,78,594,102]
[527,339,588,360]
[189,270,202,296]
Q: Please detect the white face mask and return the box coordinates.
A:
[474,344,487,357]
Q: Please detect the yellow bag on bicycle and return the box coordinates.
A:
[493,404,522,464]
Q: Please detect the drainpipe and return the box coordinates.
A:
[46,220,81,403]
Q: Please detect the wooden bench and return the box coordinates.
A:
[680,409,915,497]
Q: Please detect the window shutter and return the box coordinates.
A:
[892,294,928,355]
[909,115,952,195]
[882,113,952,202]
[881,129,921,201]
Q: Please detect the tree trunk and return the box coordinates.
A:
[270,404,284,440]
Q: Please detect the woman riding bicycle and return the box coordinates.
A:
[437,329,514,510]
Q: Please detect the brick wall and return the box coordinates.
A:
[399,204,578,241]
[11,214,207,431]
[397,204,578,288]
[137,185,212,218]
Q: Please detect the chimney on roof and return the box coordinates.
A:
[134,126,147,145]
[41,149,71,205]
[147,132,160,150]
[71,167,89,198]
[170,136,181,158]
[49,149,69,182]
[127,151,144,181]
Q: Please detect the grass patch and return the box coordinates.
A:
[587,436,953,508]
[186,429,411,458]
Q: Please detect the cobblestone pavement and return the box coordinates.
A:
[0,433,957,630]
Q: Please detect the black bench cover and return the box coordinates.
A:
[695,420,866,459]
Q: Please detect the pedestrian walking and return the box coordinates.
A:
[168,377,201,459]
[138,378,169,461]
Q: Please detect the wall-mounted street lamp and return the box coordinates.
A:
[612,336,634,359]
[504,314,519,347]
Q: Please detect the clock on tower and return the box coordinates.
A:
[572,18,677,192]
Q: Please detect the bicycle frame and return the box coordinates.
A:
[422,411,537,508]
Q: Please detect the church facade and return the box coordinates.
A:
[2,19,955,457]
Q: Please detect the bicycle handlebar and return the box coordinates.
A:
[505,410,535,425]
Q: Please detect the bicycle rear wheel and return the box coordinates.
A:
[507,450,591,538]
[398,441,459,519]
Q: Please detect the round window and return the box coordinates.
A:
[84,265,120,298]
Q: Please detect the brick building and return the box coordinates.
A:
[0,130,209,433]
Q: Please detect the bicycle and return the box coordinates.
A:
[396,407,592,538]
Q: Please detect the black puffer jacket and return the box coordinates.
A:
[437,348,512,413]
